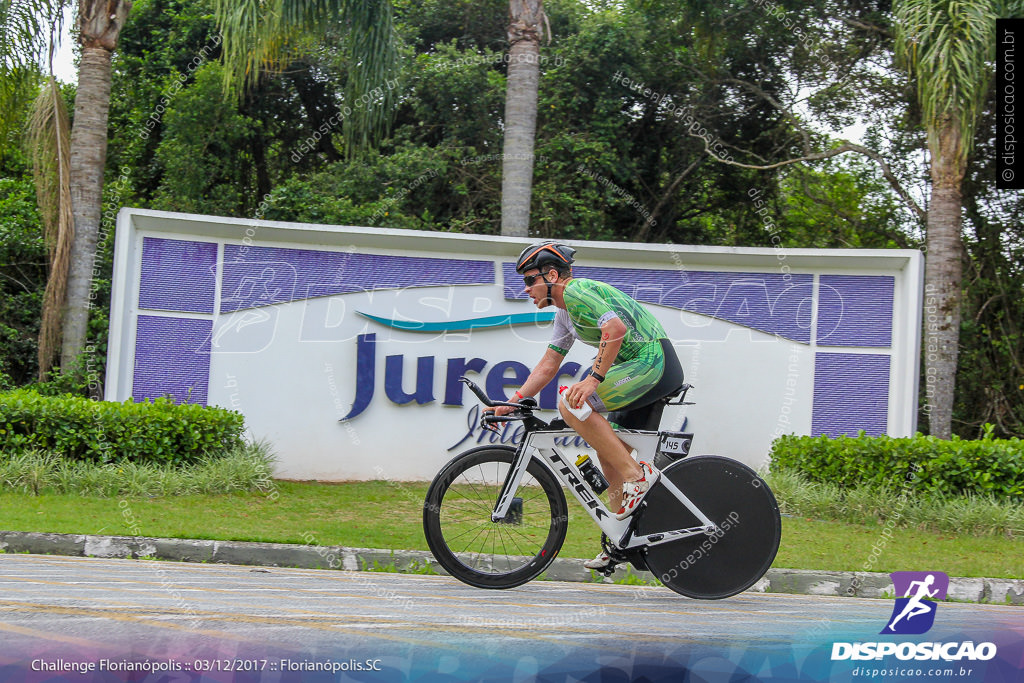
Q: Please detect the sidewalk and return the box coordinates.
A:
[1,530,1021,605]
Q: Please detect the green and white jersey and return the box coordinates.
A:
[548,278,667,360]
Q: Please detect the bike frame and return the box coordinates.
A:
[491,427,719,551]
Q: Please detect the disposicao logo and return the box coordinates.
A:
[831,570,997,663]
[882,571,949,635]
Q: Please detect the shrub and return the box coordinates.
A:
[0,389,245,465]
[770,432,1024,499]
[765,469,1024,537]
[0,441,275,496]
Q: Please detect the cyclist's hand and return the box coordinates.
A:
[482,406,512,434]
[480,408,501,433]
[566,376,599,409]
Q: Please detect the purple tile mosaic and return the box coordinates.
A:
[504,263,814,343]
[221,246,493,312]
[139,237,217,313]
[817,275,894,347]
[132,315,212,405]
[811,352,890,437]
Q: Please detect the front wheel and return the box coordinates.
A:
[636,455,781,599]
[423,446,568,589]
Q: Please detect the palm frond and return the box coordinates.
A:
[0,66,41,157]
[894,0,998,161]
[0,0,69,155]
[0,0,61,67]
[26,77,73,380]
[210,0,279,95]
[339,0,399,152]
[213,0,398,153]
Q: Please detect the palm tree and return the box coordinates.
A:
[61,0,132,373]
[1,0,131,379]
[500,0,547,237]
[2,0,82,379]
[893,0,1003,438]
[6,0,395,380]
[63,0,396,379]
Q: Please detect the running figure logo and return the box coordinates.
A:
[881,571,949,635]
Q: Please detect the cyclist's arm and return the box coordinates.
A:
[492,348,563,417]
[591,316,627,380]
[564,316,626,409]
[517,347,566,398]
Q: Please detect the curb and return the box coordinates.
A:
[1,530,1021,605]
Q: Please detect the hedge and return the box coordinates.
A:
[769,433,1024,499]
[0,389,245,465]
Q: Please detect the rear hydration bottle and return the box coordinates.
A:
[575,454,609,494]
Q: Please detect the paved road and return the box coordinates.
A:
[0,555,1021,682]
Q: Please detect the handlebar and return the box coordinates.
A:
[459,377,542,431]
[459,377,534,411]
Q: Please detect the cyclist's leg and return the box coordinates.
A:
[599,341,674,507]
[559,402,638,511]
[562,341,667,509]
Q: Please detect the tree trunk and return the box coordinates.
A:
[501,0,544,238]
[61,0,131,372]
[923,119,965,439]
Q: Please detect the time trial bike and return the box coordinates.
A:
[422,377,781,599]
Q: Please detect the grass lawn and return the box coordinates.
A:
[0,480,1020,579]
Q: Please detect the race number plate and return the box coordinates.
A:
[657,431,693,459]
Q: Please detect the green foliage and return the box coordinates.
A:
[361,557,439,574]
[952,84,1024,438]
[264,145,463,230]
[391,0,507,53]
[894,0,997,161]
[0,0,65,157]
[0,176,46,385]
[531,9,663,240]
[97,0,918,244]
[0,389,246,465]
[151,63,257,215]
[0,0,1019,442]
[770,433,1024,499]
[777,159,916,250]
[611,568,661,586]
[106,0,221,201]
[766,468,1024,537]
[0,440,275,496]
[264,41,506,231]
[29,352,104,398]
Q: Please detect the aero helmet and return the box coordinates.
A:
[514,241,576,275]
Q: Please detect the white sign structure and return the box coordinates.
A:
[105,209,923,480]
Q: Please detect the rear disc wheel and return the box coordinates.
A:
[636,455,781,599]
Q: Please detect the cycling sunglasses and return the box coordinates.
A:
[523,271,550,287]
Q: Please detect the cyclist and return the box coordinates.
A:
[492,241,684,570]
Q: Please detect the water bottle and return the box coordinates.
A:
[576,454,609,494]
[558,385,593,421]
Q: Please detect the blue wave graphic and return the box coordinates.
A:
[357,310,555,332]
